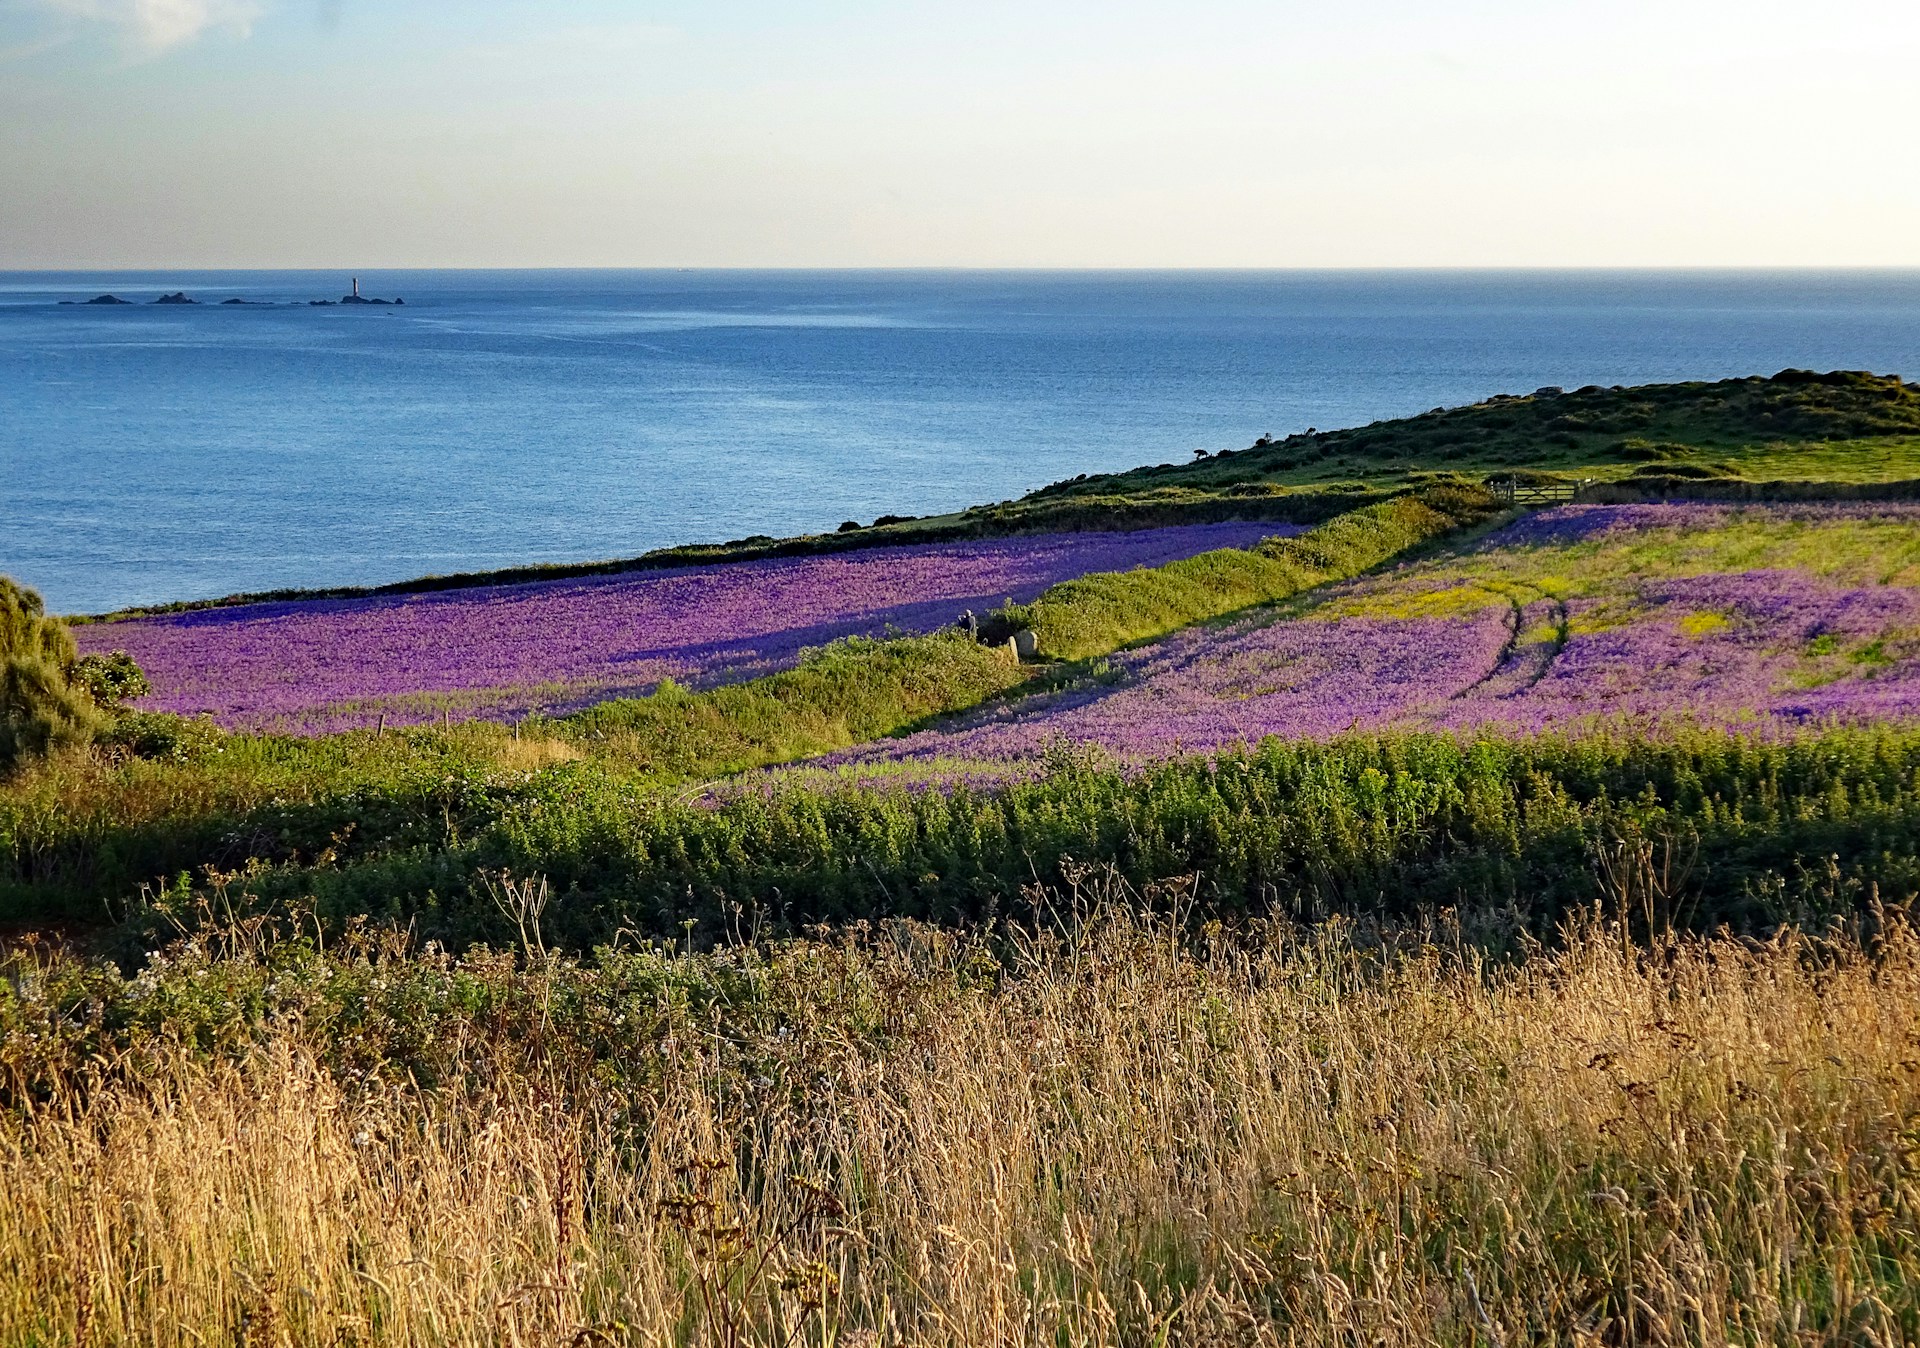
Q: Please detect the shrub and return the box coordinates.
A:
[1627,461,1738,481]
[0,578,100,771]
[1606,438,1686,462]
[69,650,151,709]
[95,711,223,765]
[1771,368,1884,387]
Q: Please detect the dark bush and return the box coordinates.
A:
[1771,369,1883,388]
[70,650,151,709]
[95,711,223,765]
[1627,462,1738,481]
[1606,439,1687,463]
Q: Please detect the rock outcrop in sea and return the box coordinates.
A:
[334,277,404,306]
[59,279,402,308]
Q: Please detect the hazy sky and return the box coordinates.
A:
[3,0,1918,268]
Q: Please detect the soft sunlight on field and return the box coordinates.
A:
[831,503,1920,775]
[76,525,1281,735]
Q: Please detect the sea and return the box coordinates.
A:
[5,269,1920,615]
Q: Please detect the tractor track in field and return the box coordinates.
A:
[1445,585,1570,704]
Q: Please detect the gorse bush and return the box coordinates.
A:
[94,710,223,765]
[0,578,100,772]
[1018,484,1501,658]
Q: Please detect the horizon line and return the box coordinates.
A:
[8,262,1920,275]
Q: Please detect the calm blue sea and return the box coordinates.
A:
[5,269,1920,614]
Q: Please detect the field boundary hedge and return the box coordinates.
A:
[556,632,1028,778]
[1579,476,1920,505]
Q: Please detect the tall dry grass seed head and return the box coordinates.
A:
[655,1158,847,1348]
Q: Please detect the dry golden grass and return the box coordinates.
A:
[2,885,1918,1345]
[490,733,584,773]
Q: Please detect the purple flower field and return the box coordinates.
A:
[1482,499,1920,556]
[823,504,1920,777]
[1427,571,1920,733]
[75,524,1287,734]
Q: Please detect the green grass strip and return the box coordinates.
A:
[558,632,1029,778]
[1017,484,1501,660]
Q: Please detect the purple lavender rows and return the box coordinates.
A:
[75,524,1290,733]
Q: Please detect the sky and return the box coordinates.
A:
[2,0,1918,268]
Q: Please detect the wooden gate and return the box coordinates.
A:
[1491,477,1586,506]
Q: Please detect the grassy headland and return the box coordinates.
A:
[1027,368,1920,503]
[79,370,1920,623]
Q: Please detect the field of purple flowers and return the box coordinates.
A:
[821,503,1920,776]
[76,524,1283,733]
